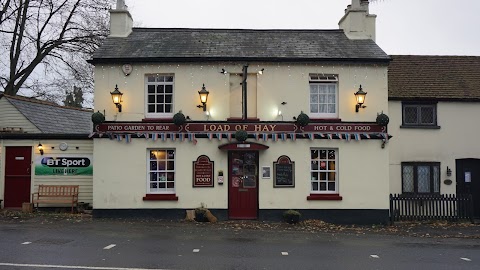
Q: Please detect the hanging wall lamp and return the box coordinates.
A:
[196,84,210,112]
[110,84,123,112]
[37,143,44,155]
[354,85,367,113]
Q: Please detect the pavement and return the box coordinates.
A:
[1,209,479,239]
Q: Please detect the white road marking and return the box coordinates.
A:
[0,263,170,270]
[461,258,471,261]
[193,249,200,253]
[21,242,32,245]
[370,255,380,259]
[281,252,288,256]
[103,244,116,250]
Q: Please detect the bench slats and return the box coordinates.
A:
[31,185,79,213]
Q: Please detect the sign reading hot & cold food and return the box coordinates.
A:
[274,155,295,187]
[35,154,93,176]
[193,155,214,187]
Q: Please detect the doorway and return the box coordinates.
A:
[228,151,258,219]
[456,159,480,218]
[4,147,32,208]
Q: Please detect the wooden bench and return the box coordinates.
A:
[31,185,79,213]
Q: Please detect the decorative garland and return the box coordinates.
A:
[173,111,186,126]
[235,130,248,142]
[296,111,310,127]
[376,113,389,126]
[91,111,105,125]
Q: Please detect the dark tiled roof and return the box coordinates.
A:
[91,28,389,63]
[388,55,480,100]
[4,95,92,134]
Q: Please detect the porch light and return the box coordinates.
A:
[110,84,123,112]
[197,84,209,112]
[37,143,44,155]
[354,85,367,113]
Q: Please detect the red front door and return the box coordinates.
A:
[228,151,258,219]
[4,147,32,208]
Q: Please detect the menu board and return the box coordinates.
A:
[274,155,295,187]
[193,155,214,187]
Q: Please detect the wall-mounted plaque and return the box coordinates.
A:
[274,155,295,187]
[193,155,214,187]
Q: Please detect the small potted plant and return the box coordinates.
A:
[283,209,301,224]
[195,203,209,222]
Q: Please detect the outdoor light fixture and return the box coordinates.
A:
[110,84,123,112]
[447,166,452,176]
[197,84,209,111]
[220,69,228,74]
[258,68,265,75]
[354,85,367,112]
[37,143,44,155]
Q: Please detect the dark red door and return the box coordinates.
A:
[4,147,32,208]
[228,151,258,219]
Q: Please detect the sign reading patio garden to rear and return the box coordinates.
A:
[193,155,214,187]
[96,123,385,133]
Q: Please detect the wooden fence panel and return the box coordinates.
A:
[389,194,474,224]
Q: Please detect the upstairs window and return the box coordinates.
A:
[402,103,438,128]
[309,74,338,118]
[146,75,174,118]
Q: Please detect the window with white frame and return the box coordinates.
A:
[146,75,174,117]
[309,74,338,118]
[402,162,440,194]
[310,149,338,193]
[148,149,175,193]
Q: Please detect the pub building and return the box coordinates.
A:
[90,0,391,224]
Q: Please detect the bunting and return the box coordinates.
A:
[272,133,278,142]
[227,133,232,141]
[290,133,296,141]
[125,134,132,143]
[208,133,214,140]
[170,133,176,141]
[116,135,123,141]
[364,133,371,139]
[152,133,158,141]
[308,133,314,140]
[280,133,287,141]
[161,133,166,141]
[88,132,95,138]
[262,133,268,141]
[254,134,259,141]
[217,133,222,141]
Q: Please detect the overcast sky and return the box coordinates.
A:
[126,0,480,56]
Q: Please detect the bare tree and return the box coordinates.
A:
[0,0,112,105]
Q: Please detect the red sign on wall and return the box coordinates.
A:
[193,155,214,187]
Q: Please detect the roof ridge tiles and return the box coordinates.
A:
[132,27,344,33]
[3,94,93,112]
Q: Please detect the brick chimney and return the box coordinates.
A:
[338,0,376,41]
[109,0,133,37]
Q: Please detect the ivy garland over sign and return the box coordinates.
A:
[376,112,390,126]
[235,130,248,142]
[173,111,186,126]
[296,111,310,127]
[91,111,105,125]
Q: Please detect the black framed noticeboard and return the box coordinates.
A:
[273,155,295,187]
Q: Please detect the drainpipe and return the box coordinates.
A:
[242,65,248,120]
